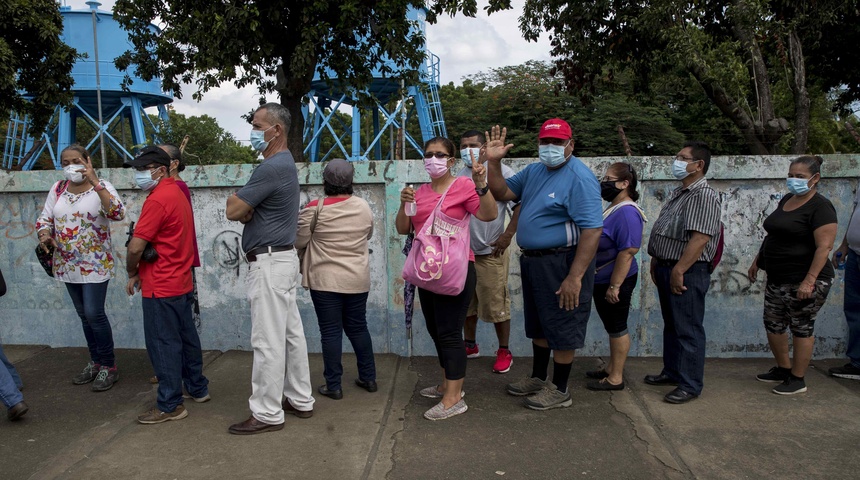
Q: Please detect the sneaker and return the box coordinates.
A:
[92,366,119,392]
[73,361,100,385]
[423,399,468,420]
[772,376,807,395]
[465,342,480,358]
[506,376,547,396]
[756,366,791,383]
[137,404,188,424]
[524,385,573,410]
[419,385,465,399]
[182,392,211,403]
[829,363,860,380]
[492,348,513,374]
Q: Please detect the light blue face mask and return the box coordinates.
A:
[786,177,812,195]
[672,159,692,179]
[538,144,568,168]
[460,147,481,167]
[250,125,274,152]
[135,169,160,192]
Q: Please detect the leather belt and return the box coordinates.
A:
[245,245,294,262]
[520,246,574,257]
[654,259,708,267]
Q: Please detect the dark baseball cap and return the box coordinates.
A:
[124,146,172,168]
[323,158,354,187]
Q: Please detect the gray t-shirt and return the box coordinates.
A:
[236,150,299,252]
[457,162,516,255]
[847,187,860,255]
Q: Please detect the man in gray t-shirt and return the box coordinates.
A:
[830,187,860,379]
[457,130,521,374]
[225,103,314,435]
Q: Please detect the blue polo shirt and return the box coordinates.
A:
[506,156,602,250]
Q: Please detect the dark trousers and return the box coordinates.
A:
[654,262,711,396]
[142,292,209,413]
[65,281,115,367]
[310,290,376,390]
[417,263,477,381]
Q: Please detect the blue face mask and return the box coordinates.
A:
[538,144,568,168]
[460,147,481,167]
[250,126,274,152]
[135,169,161,192]
[786,177,812,195]
[672,159,692,180]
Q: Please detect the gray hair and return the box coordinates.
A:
[256,102,291,133]
[159,144,184,172]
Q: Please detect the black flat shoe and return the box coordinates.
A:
[586,378,625,391]
[664,388,698,404]
[318,385,343,400]
[585,369,609,380]
[355,379,378,392]
[644,373,678,386]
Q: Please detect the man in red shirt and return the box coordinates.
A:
[125,146,210,424]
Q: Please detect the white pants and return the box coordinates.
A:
[246,250,314,424]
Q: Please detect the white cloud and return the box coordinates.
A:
[61,0,553,143]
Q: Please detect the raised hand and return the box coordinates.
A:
[471,161,487,187]
[482,125,514,163]
[82,156,99,187]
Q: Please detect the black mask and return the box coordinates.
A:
[600,181,623,201]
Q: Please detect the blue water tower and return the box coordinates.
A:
[302,7,446,162]
[2,1,173,170]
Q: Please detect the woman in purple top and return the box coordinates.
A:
[586,162,645,391]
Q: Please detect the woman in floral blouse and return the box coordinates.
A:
[36,145,125,392]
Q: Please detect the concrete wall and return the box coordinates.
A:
[1,155,858,358]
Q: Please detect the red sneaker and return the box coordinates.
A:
[493,348,513,373]
[465,343,480,358]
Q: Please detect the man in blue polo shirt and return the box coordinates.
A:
[485,119,603,410]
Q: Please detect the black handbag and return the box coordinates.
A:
[35,244,55,277]
[126,221,159,263]
[0,266,6,297]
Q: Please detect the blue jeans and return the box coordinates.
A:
[654,262,711,396]
[310,290,376,391]
[65,281,115,367]
[142,293,208,413]
[0,343,24,409]
[844,251,860,367]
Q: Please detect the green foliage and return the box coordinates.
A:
[0,0,77,133]
[113,0,513,162]
[157,111,258,165]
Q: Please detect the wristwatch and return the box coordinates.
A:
[93,181,105,192]
[475,184,490,196]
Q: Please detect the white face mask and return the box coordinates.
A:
[63,165,86,183]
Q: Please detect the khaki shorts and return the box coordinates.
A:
[467,250,511,323]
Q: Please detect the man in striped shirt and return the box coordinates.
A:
[645,141,721,404]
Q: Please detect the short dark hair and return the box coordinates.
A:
[323,180,353,196]
[423,136,456,157]
[159,144,184,171]
[609,162,640,202]
[460,130,485,144]
[683,140,711,174]
[791,155,824,176]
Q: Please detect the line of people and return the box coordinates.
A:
[6,108,859,427]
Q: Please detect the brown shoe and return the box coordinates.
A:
[137,405,188,424]
[282,399,313,419]
[228,416,284,435]
[8,401,29,421]
[149,375,159,384]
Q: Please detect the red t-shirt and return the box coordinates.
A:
[134,178,194,298]
[305,197,349,208]
[176,180,201,268]
[410,176,481,262]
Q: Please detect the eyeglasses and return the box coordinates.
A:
[601,176,619,182]
[423,152,451,159]
[675,155,698,162]
[134,165,162,172]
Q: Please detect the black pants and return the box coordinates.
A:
[417,263,477,381]
[593,274,638,337]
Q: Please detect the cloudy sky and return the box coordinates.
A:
[63,0,553,144]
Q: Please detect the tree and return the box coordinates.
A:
[113,0,512,162]
[157,111,258,165]
[0,0,77,133]
[520,0,860,155]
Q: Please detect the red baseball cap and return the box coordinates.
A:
[538,118,572,140]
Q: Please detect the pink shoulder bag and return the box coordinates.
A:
[402,181,471,296]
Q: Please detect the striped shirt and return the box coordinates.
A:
[647,177,721,262]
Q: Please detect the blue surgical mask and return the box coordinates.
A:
[250,126,274,152]
[672,159,691,180]
[786,177,811,195]
[460,147,481,167]
[135,169,161,192]
[538,144,569,168]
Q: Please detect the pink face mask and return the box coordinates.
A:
[424,156,450,179]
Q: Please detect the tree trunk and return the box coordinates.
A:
[280,93,306,163]
[788,30,810,154]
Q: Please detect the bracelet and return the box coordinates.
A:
[608,285,620,290]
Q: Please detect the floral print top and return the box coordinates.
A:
[36,180,126,283]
